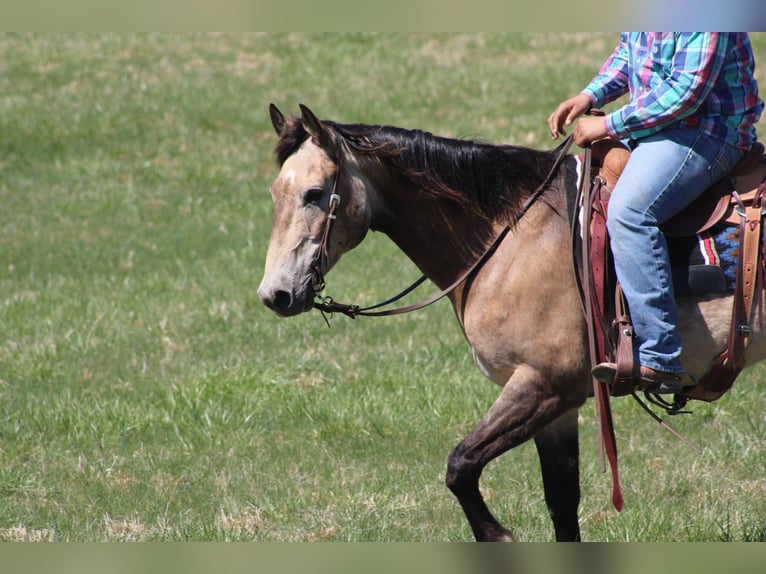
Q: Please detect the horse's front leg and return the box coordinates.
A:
[445,364,582,542]
[534,409,581,541]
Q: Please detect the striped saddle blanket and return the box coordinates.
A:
[669,222,738,297]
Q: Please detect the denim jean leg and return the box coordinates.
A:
[606,129,744,373]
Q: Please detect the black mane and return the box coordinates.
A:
[274,114,563,224]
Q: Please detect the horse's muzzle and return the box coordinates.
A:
[257,282,314,317]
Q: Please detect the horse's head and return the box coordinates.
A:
[258,104,372,317]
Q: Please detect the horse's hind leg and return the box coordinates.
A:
[445,365,582,541]
[534,409,581,541]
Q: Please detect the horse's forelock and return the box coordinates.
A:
[274,115,309,165]
[274,115,349,166]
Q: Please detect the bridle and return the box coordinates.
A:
[311,135,575,319]
[308,151,343,298]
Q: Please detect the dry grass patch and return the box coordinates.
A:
[102,514,150,541]
[217,508,266,538]
[0,526,57,542]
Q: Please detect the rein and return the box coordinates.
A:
[313,135,575,319]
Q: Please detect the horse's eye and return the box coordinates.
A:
[303,188,324,206]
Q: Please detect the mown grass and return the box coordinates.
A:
[1,33,766,542]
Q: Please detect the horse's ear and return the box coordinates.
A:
[299,104,329,147]
[269,103,285,135]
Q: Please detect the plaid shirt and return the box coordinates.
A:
[582,32,763,149]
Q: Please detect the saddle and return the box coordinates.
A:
[585,138,766,405]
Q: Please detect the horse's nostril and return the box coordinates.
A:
[273,290,292,310]
[259,282,304,316]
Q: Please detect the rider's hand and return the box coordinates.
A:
[572,115,609,147]
[547,94,592,140]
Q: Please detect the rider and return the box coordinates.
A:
[548,33,763,392]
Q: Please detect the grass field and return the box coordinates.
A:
[1,33,766,542]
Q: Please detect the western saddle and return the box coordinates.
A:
[586,138,766,405]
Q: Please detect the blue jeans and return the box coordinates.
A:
[606,129,745,373]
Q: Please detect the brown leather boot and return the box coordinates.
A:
[591,362,694,394]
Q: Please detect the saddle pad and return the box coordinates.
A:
[669,222,738,297]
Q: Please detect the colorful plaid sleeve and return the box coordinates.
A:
[579,33,762,148]
[581,32,631,108]
[607,33,730,140]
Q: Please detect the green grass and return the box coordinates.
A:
[1,33,766,542]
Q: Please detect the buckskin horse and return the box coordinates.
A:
[257,104,766,541]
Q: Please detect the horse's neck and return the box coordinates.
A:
[368,178,506,291]
[363,147,579,291]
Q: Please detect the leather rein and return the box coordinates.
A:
[312,135,575,319]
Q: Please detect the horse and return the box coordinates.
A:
[257,104,766,542]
